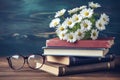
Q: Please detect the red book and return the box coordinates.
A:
[46,37,115,48]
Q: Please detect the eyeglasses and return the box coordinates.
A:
[7,54,45,70]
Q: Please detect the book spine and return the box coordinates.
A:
[59,61,115,76]
[69,55,115,66]
[46,38,114,48]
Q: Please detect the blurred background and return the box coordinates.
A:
[0,0,120,56]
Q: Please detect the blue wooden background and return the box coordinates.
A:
[0,0,120,56]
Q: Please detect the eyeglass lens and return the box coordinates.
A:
[10,55,24,70]
[28,55,44,69]
[8,54,44,70]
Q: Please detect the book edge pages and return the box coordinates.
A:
[46,56,70,65]
[43,48,108,57]
[39,62,60,76]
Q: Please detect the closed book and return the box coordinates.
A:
[46,54,115,66]
[42,47,109,57]
[37,57,120,76]
[46,37,115,48]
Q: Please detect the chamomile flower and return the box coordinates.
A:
[68,7,79,14]
[64,18,75,28]
[58,31,67,40]
[56,24,68,33]
[96,20,106,31]
[80,19,92,31]
[55,9,66,18]
[78,5,87,10]
[89,2,101,8]
[49,2,110,42]
[91,29,99,40]
[75,29,85,40]
[100,13,109,25]
[80,8,93,18]
[72,14,82,23]
[49,18,60,28]
[66,32,77,43]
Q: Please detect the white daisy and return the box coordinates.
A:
[68,7,79,14]
[80,19,92,31]
[56,24,68,33]
[100,13,109,25]
[75,29,85,40]
[91,29,99,40]
[64,17,75,28]
[58,31,67,40]
[78,5,87,10]
[89,2,101,8]
[72,14,82,23]
[96,19,106,31]
[55,9,66,18]
[66,32,77,43]
[49,18,60,28]
[80,8,93,18]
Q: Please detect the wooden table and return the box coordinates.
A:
[0,57,120,80]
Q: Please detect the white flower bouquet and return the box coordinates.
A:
[49,2,109,43]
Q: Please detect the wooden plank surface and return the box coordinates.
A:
[0,57,120,80]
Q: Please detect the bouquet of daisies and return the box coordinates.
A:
[49,2,109,43]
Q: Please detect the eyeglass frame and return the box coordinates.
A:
[6,54,45,70]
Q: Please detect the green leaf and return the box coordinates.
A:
[83,30,91,40]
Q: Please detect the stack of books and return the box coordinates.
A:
[38,37,117,76]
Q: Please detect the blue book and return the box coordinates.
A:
[46,54,115,66]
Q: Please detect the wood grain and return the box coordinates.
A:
[0,57,120,80]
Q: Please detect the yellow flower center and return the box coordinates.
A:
[92,5,96,8]
[69,35,73,39]
[75,17,79,21]
[61,33,64,37]
[93,32,96,36]
[67,21,72,25]
[83,23,88,28]
[103,18,106,21]
[60,27,64,31]
[84,11,89,16]
[54,22,58,26]
[60,12,63,16]
[99,23,102,27]
[78,32,82,36]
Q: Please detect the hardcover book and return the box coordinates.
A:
[37,57,120,76]
[42,47,109,57]
[46,37,115,48]
[46,54,115,66]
